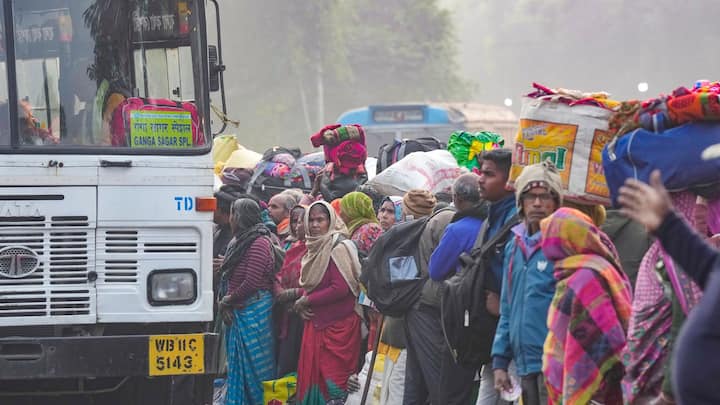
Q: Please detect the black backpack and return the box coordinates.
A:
[376,137,444,173]
[359,214,438,317]
[440,214,520,366]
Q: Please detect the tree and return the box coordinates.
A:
[215,0,469,151]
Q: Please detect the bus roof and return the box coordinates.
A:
[336,102,517,127]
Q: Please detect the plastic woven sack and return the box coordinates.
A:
[262,373,297,405]
[367,149,465,197]
[510,96,613,205]
[447,131,504,171]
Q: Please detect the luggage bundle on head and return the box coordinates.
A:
[440,214,520,366]
[447,131,504,172]
[509,83,618,206]
[246,147,323,202]
[377,137,444,173]
[111,97,204,147]
[603,81,720,205]
[360,213,441,317]
[310,124,369,200]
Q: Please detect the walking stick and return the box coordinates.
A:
[360,314,385,405]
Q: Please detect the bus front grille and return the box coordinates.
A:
[0,217,94,320]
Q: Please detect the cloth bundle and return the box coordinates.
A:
[310,124,367,177]
[526,82,619,110]
[447,130,504,171]
[610,81,720,136]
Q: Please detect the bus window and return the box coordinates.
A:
[8,0,207,150]
[134,46,195,101]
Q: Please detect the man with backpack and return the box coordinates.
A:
[422,173,489,403]
[399,190,459,405]
[491,161,563,405]
[473,148,519,404]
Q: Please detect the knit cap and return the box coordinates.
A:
[402,189,437,219]
[514,160,564,216]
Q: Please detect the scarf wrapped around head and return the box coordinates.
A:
[300,201,361,298]
[540,207,631,318]
[219,199,272,284]
[540,207,632,404]
[330,198,343,217]
[340,192,379,235]
[385,196,404,223]
[402,189,437,219]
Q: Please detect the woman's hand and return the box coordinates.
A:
[293,296,314,320]
[276,288,298,304]
[213,255,225,274]
[219,295,235,325]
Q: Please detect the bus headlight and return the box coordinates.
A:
[148,269,197,305]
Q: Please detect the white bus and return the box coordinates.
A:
[0,0,226,402]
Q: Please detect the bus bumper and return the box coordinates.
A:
[0,333,219,380]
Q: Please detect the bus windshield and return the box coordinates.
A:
[0,0,208,152]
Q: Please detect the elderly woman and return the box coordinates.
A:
[294,201,363,405]
[377,196,403,232]
[540,208,632,405]
[274,205,308,377]
[217,198,277,405]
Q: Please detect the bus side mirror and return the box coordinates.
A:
[208,45,225,92]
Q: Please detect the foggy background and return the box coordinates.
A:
[209,0,720,152]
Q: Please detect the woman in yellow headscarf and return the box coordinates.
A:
[339,191,384,256]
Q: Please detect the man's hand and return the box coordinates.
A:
[311,170,325,197]
[347,374,360,392]
[486,291,500,317]
[618,170,672,233]
[493,369,511,392]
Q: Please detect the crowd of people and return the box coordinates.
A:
[211,147,719,405]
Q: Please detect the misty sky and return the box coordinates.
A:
[209,1,720,147]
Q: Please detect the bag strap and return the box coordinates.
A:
[470,220,490,253]
[659,247,690,315]
[379,144,389,171]
[398,140,408,160]
[246,161,269,194]
[477,213,520,259]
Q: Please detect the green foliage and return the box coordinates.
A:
[216,0,469,151]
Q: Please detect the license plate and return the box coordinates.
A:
[148,334,204,376]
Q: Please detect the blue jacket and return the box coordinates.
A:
[491,223,555,376]
[429,216,483,281]
[485,195,518,291]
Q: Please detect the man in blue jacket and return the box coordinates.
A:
[475,148,518,404]
[491,161,563,405]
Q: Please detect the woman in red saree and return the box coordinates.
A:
[294,201,363,405]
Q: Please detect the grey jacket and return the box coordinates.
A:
[417,208,455,307]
